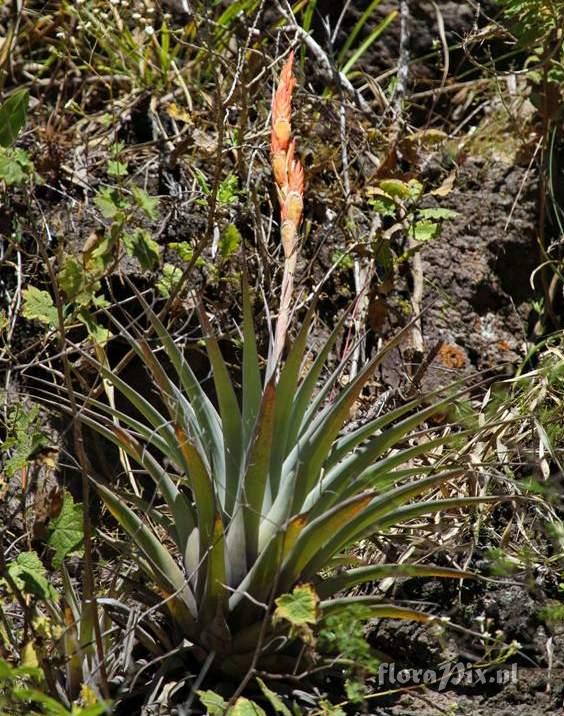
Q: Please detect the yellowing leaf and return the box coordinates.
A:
[7,551,59,601]
[22,286,58,327]
[197,689,227,715]
[21,641,39,669]
[431,170,456,197]
[408,128,448,146]
[274,584,319,628]
[378,179,411,198]
[166,102,192,124]
[80,683,99,707]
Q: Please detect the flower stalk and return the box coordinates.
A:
[270,50,304,372]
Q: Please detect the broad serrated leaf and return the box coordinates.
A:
[369,193,396,216]
[58,255,85,301]
[22,286,59,327]
[7,551,58,601]
[412,220,440,242]
[197,690,227,715]
[131,185,159,219]
[0,90,29,147]
[274,584,318,628]
[94,187,127,219]
[47,491,84,567]
[0,147,33,184]
[123,229,160,270]
[107,159,128,177]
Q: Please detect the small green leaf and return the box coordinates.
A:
[194,167,210,195]
[78,311,112,346]
[47,491,84,567]
[7,551,58,601]
[379,179,411,198]
[412,220,440,242]
[369,195,396,217]
[169,241,206,267]
[0,147,34,185]
[58,255,85,301]
[123,229,160,270]
[316,700,346,716]
[110,141,125,157]
[22,286,59,327]
[217,173,239,205]
[231,698,267,716]
[3,405,47,478]
[406,178,424,200]
[0,90,29,147]
[219,223,241,259]
[156,263,183,297]
[256,678,292,716]
[418,207,459,221]
[131,185,159,219]
[197,690,227,715]
[94,187,128,219]
[332,249,354,269]
[107,159,128,177]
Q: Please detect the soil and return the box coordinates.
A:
[418,157,539,387]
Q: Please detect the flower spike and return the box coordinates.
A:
[271,51,304,259]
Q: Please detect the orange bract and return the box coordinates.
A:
[271,52,296,152]
[271,50,304,256]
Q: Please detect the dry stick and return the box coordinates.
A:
[393,0,411,119]
[396,0,424,360]
[425,1,450,128]
[274,0,374,117]
[34,215,110,701]
[338,92,374,379]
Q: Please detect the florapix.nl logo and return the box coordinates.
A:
[377,662,518,691]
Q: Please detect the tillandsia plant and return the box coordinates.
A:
[41,55,504,679]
